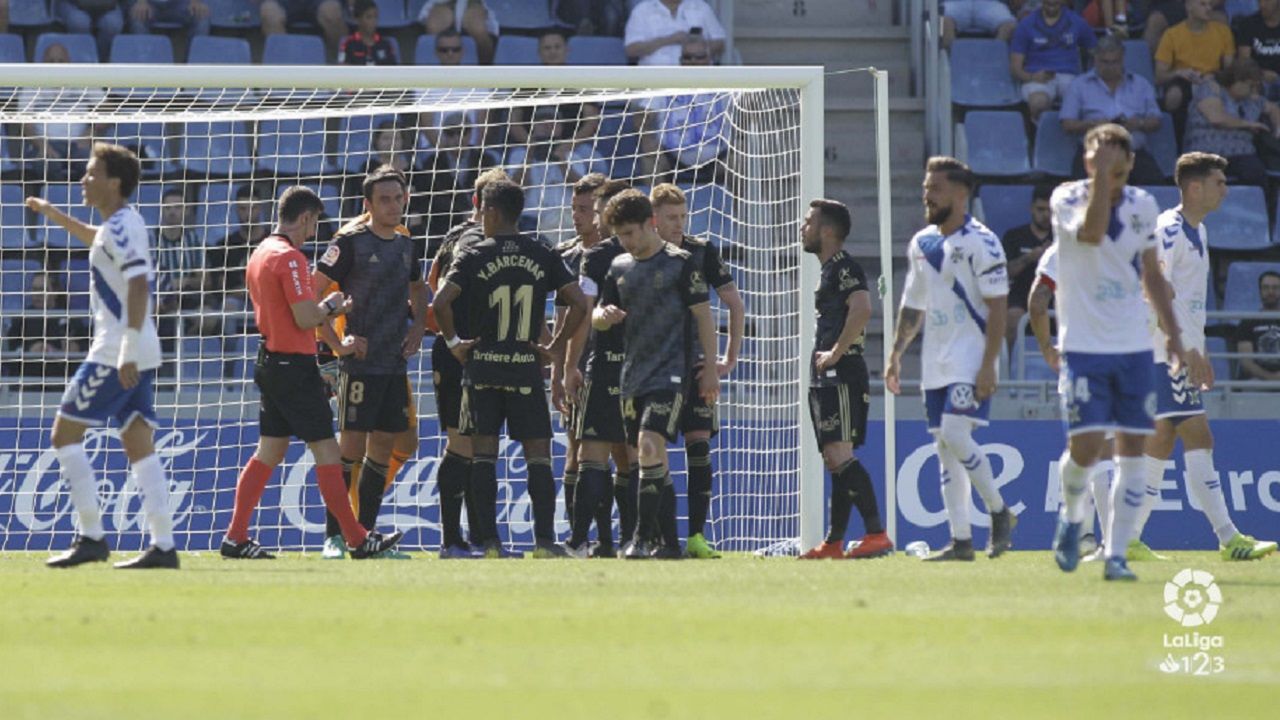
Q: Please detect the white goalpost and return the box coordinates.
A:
[0,63,893,555]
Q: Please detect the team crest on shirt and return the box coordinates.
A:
[818,413,841,432]
[1131,214,1149,236]
[321,244,340,265]
[690,270,707,294]
[949,383,977,410]
[837,268,859,291]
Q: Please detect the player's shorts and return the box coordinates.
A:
[574,363,626,444]
[1154,361,1204,423]
[58,362,158,430]
[680,363,719,437]
[254,350,334,443]
[460,383,552,441]
[1059,351,1156,436]
[809,380,869,450]
[338,372,411,434]
[924,382,991,432]
[432,342,464,431]
[623,389,685,446]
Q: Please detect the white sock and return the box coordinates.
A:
[939,415,1005,513]
[1087,464,1112,539]
[1184,449,1238,545]
[936,441,972,541]
[132,454,175,551]
[1133,455,1164,537]
[56,444,104,540]
[1080,492,1096,538]
[1106,456,1146,558]
[1058,452,1091,524]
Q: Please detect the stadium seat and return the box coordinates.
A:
[206,0,259,30]
[63,257,91,312]
[187,35,252,65]
[132,183,167,231]
[0,260,39,312]
[494,35,540,65]
[1139,185,1180,211]
[107,122,175,179]
[181,121,255,177]
[373,0,415,29]
[1147,113,1177,179]
[36,185,95,248]
[949,39,1020,108]
[682,183,733,241]
[1205,336,1231,385]
[179,337,229,382]
[263,34,326,65]
[275,183,342,223]
[1017,336,1057,382]
[0,124,18,177]
[34,33,98,63]
[594,109,639,179]
[1204,185,1271,251]
[0,186,30,250]
[256,118,334,176]
[568,36,627,65]
[1226,0,1259,19]
[0,34,25,63]
[337,113,401,172]
[1223,261,1280,311]
[977,184,1033,239]
[110,34,174,64]
[414,34,479,65]
[963,111,1030,178]
[10,1,53,29]
[487,0,560,29]
[1033,111,1076,177]
[1123,40,1154,85]
[198,181,242,243]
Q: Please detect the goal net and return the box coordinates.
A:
[0,64,835,554]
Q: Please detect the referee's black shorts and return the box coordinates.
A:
[254,349,335,443]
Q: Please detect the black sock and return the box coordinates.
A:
[571,462,610,547]
[463,459,482,546]
[659,473,678,548]
[615,465,638,544]
[437,450,470,548]
[527,457,556,544]
[325,456,358,538]
[562,469,579,526]
[357,457,388,531]
[826,460,856,544]
[594,472,615,548]
[844,458,885,535]
[636,464,664,543]
[686,440,712,536]
[470,454,498,545]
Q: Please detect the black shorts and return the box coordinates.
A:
[680,364,719,437]
[433,352,464,431]
[460,384,552,441]
[808,379,870,450]
[575,364,626,444]
[338,372,411,434]
[254,350,335,443]
[623,389,685,446]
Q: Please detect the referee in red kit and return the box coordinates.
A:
[219,186,403,560]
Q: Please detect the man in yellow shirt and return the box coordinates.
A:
[1154,0,1234,138]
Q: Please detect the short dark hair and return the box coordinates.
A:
[808,198,851,240]
[279,186,324,223]
[594,178,631,206]
[1174,151,1228,188]
[539,28,567,44]
[1032,183,1056,203]
[1084,123,1133,156]
[603,189,653,229]
[362,164,408,201]
[161,186,185,202]
[481,179,525,223]
[234,183,260,202]
[573,172,607,197]
[91,142,140,199]
[435,28,461,46]
[925,156,974,193]
[1260,270,1280,289]
[352,0,377,17]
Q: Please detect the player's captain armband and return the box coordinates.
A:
[579,275,599,297]
[320,244,341,266]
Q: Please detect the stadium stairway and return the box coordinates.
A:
[734,0,923,378]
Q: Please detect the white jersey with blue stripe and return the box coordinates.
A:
[86,206,162,371]
[901,214,1009,390]
[1150,207,1208,363]
[1050,181,1159,354]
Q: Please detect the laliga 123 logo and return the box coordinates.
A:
[1157,569,1227,676]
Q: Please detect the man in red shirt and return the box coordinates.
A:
[220,186,403,559]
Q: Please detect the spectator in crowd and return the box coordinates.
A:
[1010,0,1097,123]
[18,43,107,181]
[1145,0,1228,54]
[1154,0,1234,138]
[1081,0,1131,37]
[256,0,346,61]
[506,105,607,245]
[419,0,497,65]
[940,0,1018,50]
[4,272,90,383]
[634,34,721,181]
[1238,270,1280,381]
[1184,58,1280,186]
[1001,184,1055,347]
[1234,0,1280,100]
[1060,34,1165,183]
[505,31,603,148]
[203,184,268,334]
[126,0,211,40]
[338,0,398,65]
[432,27,468,64]
[558,0,636,37]
[420,112,500,243]
[537,27,568,65]
[625,0,725,66]
[151,187,207,349]
[55,1,124,61]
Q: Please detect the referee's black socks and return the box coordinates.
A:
[686,439,713,536]
[437,450,471,548]
[527,456,556,544]
[357,457,389,530]
[570,461,610,547]
[324,456,359,538]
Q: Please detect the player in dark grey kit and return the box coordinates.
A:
[593,190,719,560]
[797,199,892,560]
[432,179,589,558]
[314,164,429,559]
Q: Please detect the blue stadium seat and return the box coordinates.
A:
[568,36,627,65]
[487,0,559,29]
[132,183,168,231]
[1205,336,1231,384]
[1017,336,1058,382]
[0,124,18,177]
[10,1,53,29]
[949,39,1020,108]
[1204,185,1272,251]
[0,34,25,63]
[63,257,91,312]
[964,111,1030,178]
[494,35,539,65]
[179,337,229,382]
[206,0,259,30]
[593,109,639,179]
[1033,111,1077,177]
[263,34,326,65]
[36,185,95,248]
[181,121,254,177]
[198,181,249,243]
[414,34,479,64]
[1226,0,1259,19]
[187,35,252,64]
[1,186,30,250]
[1223,261,1280,311]
[34,33,98,63]
[977,184,1033,239]
[1138,185,1180,211]
[1147,113,1177,179]
[372,0,414,29]
[682,183,733,242]
[1123,40,1154,85]
[110,34,174,64]
[107,122,175,179]
[1,260,39,312]
[337,113,401,172]
[257,118,334,176]
[275,183,343,223]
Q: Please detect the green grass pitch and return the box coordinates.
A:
[1,550,1275,719]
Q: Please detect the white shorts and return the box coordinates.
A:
[943,0,1016,33]
[1021,74,1076,103]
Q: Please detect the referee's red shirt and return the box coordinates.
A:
[247,234,316,355]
